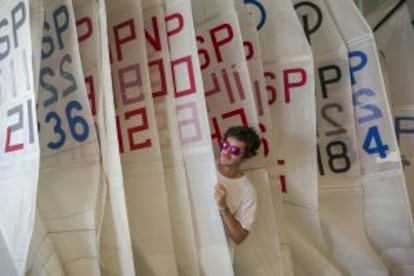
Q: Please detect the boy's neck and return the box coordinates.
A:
[218,163,244,179]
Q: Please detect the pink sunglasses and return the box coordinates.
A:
[220,140,244,156]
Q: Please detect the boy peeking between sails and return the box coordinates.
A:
[214,125,260,258]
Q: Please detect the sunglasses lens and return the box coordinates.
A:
[221,140,243,156]
[221,141,229,150]
[230,146,241,156]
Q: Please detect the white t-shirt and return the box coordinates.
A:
[217,170,257,258]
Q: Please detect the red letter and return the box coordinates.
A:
[253,80,264,116]
[85,75,96,116]
[232,66,246,102]
[209,23,233,63]
[116,115,124,153]
[118,64,144,105]
[283,68,306,103]
[165,12,184,38]
[243,40,254,61]
[148,58,167,98]
[145,16,161,52]
[171,56,196,98]
[5,105,24,152]
[113,19,136,61]
[277,159,287,193]
[5,127,23,152]
[259,123,269,157]
[205,72,220,98]
[76,17,92,43]
[196,35,210,70]
[125,107,151,151]
[176,101,202,144]
[221,108,248,126]
[264,71,276,105]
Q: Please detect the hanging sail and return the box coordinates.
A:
[30,0,44,93]
[326,0,414,274]
[106,0,179,274]
[36,0,103,274]
[366,1,414,218]
[25,1,65,274]
[163,0,234,274]
[142,0,200,274]
[0,0,39,274]
[73,0,136,274]
[25,212,64,276]
[294,0,388,274]
[191,0,259,154]
[255,0,316,209]
[0,233,17,275]
[247,0,338,274]
[408,0,414,20]
[191,0,267,273]
[232,1,282,275]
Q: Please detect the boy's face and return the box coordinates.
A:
[219,136,246,169]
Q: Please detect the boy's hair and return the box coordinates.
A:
[223,126,261,158]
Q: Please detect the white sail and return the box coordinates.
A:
[105,0,179,274]
[326,0,414,274]
[232,1,282,275]
[25,212,64,276]
[0,233,17,275]
[247,1,333,274]
[293,0,388,274]
[0,0,39,274]
[36,0,103,274]
[73,0,136,274]
[191,1,264,274]
[366,1,414,219]
[191,1,259,150]
[163,0,234,274]
[25,1,65,274]
[142,0,199,274]
[30,0,44,93]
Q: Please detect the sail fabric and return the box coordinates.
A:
[292,0,360,189]
[25,212,64,276]
[366,1,414,217]
[0,234,17,276]
[287,228,341,276]
[293,0,387,274]
[248,0,330,274]
[30,0,44,93]
[233,1,273,164]
[162,0,234,274]
[35,0,104,274]
[255,0,316,208]
[0,0,39,274]
[191,1,260,157]
[73,0,136,275]
[105,0,178,274]
[4,0,414,275]
[232,1,282,275]
[192,1,277,275]
[292,0,360,187]
[408,0,414,20]
[326,0,414,273]
[142,1,199,274]
[239,2,299,273]
[25,1,65,274]
[234,169,281,276]
[318,188,389,276]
